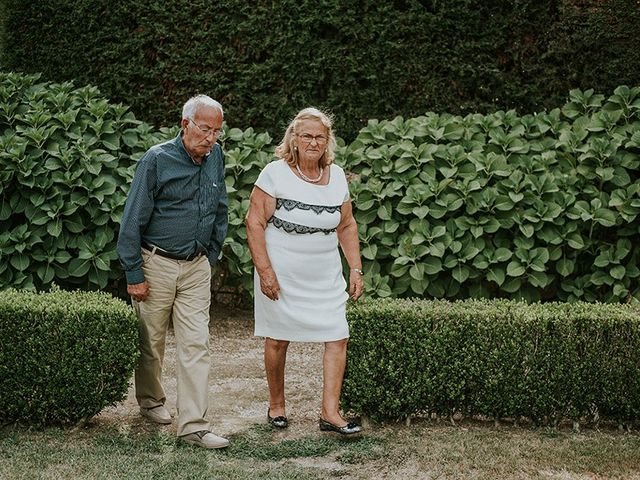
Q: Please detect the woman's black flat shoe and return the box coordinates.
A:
[319,418,362,435]
[267,409,288,429]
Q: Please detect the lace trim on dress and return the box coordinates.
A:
[276,198,342,215]
[268,216,336,235]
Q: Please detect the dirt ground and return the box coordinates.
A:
[98,306,328,439]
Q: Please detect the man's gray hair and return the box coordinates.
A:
[182,95,224,120]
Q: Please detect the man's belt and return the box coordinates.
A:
[142,241,204,261]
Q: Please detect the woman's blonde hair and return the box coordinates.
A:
[275,107,337,168]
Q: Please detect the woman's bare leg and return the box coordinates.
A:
[321,338,349,426]
[264,337,289,417]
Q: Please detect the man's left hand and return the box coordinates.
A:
[128,281,150,302]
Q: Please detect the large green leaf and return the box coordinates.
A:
[423,257,443,275]
[10,253,30,271]
[494,248,512,262]
[46,219,62,237]
[36,263,55,283]
[556,258,574,277]
[506,261,525,277]
[487,267,505,286]
[593,208,617,227]
[451,265,470,283]
[68,258,91,277]
[610,265,626,280]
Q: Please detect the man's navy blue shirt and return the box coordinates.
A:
[117,133,228,284]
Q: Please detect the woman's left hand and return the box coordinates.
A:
[349,273,364,301]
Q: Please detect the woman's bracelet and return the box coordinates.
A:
[350,268,364,276]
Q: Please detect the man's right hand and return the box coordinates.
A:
[128,281,150,302]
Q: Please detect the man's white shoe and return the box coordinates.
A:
[140,405,172,424]
[180,430,230,449]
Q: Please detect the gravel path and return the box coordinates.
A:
[98,307,328,438]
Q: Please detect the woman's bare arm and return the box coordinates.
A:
[245,186,280,300]
[336,199,364,301]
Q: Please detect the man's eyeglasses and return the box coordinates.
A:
[189,118,224,139]
[297,133,328,145]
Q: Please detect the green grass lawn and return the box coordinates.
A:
[2,421,639,479]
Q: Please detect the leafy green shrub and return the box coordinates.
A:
[0,287,139,425]
[0,72,173,291]
[339,86,640,302]
[0,72,274,300]
[2,71,639,304]
[343,298,640,424]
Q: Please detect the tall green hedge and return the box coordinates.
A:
[344,298,640,424]
[1,1,638,140]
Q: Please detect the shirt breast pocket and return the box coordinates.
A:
[201,177,222,216]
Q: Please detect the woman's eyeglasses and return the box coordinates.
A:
[297,133,328,145]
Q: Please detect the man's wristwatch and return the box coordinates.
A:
[350,268,364,276]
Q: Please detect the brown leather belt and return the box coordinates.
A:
[142,241,204,261]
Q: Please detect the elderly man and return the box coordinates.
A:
[117,95,229,449]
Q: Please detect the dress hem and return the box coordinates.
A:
[254,332,350,343]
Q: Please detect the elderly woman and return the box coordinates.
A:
[245,107,364,435]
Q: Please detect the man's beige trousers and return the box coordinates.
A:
[133,248,212,437]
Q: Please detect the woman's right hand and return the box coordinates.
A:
[259,267,281,300]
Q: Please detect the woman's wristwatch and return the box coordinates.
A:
[350,268,364,276]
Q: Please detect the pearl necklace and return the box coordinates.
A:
[296,163,324,183]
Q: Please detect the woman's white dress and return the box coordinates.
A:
[253,159,350,342]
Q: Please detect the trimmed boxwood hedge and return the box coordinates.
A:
[343,298,640,425]
[0,287,138,425]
